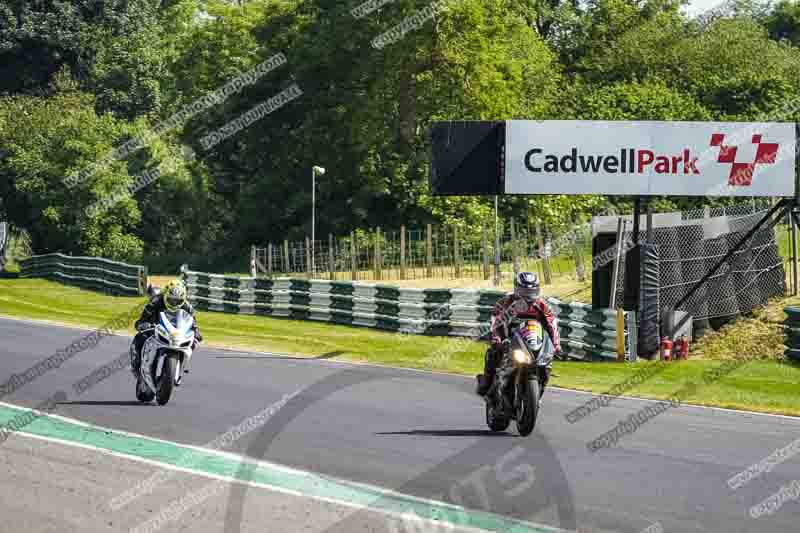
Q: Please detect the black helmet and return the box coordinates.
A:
[514,272,541,303]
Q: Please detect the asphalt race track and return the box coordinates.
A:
[1,316,799,533]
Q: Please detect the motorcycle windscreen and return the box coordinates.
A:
[162,310,193,335]
[173,310,194,335]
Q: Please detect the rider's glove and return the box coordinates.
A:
[136,322,152,332]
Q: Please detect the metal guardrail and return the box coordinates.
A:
[784,306,800,362]
[182,267,634,361]
[19,253,148,296]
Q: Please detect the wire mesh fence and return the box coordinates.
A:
[606,200,786,332]
[252,219,593,288]
[0,225,32,272]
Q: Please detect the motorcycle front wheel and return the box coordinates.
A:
[136,377,154,403]
[515,378,540,436]
[156,354,179,406]
[486,399,510,432]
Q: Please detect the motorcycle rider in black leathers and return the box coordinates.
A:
[131,279,202,375]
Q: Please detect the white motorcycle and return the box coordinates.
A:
[130,309,197,405]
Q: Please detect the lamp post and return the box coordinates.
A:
[494,195,500,286]
[312,166,325,274]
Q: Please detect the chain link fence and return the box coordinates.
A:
[596,200,786,336]
[0,225,33,273]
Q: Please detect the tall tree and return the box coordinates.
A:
[0,0,168,118]
[0,71,190,261]
[765,0,800,46]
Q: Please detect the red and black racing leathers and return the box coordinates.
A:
[478,293,560,395]
[489,294,560,350]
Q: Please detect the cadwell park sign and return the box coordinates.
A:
[427,120,797,198]
[504,120,796,197]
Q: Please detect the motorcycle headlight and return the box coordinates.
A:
[513,349,532,364]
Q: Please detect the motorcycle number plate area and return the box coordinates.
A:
[526,321,541,333]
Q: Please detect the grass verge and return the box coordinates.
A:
[1,279,798,416]
[690,293,798,360]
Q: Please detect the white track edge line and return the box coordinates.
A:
[0,400,560,531]
[5,423,569,533]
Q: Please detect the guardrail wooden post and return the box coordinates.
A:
[306,237,312,279]
[536,221,552,285]
[372,230,376,279]
[138,267,146,295]
[351,232,357,281]
[250,246,256,277]
[426,224,433,277]
[454,226,461,278]
[400,225,406,280]
[493,220,501,286]
[573,217,586,282]
[511,218,519,275]
[792,214,798,296]
[616,308,626,362]
[482,224,489,280]
[283,240,290,274]
[329,233,335,280]
[374,227,382,281]
[609,218,626,309]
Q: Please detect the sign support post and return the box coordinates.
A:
[793,123,800,295]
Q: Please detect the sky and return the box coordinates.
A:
[683,0,732,17]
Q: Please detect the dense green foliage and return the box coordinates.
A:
[1,0,799,269]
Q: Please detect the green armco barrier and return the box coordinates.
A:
[181,268,634,361]
[19,253,147,296]
[785,306,800,317]
[785,348,800,362]
[783,306,800,362]
[784,307,800,362]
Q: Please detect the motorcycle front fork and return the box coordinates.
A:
[538,366,550,397]
[492,364,550,408]
[538,367,550,386]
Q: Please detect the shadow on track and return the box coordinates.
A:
[375,429,515,437]
[56,400,153,406]
[222,367,579,533]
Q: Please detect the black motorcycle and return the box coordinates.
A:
[476,319,555,436]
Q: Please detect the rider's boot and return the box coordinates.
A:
[476,347,498,396]
[129,341,141,378]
